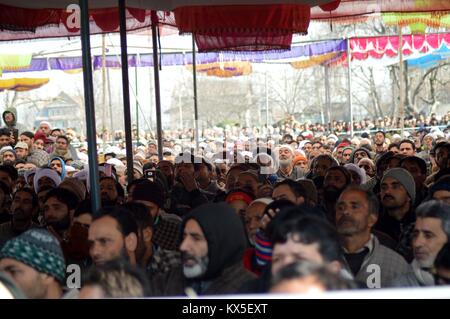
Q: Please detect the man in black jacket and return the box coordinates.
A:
[150,203,255,296]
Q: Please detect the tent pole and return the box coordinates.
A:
[151,11,163,160]
[192,34,200,153]
[119,0,134,183]
[399,27,405,136]
[79,0,100,212]
[135,55,140,145]
[347,37,354,137]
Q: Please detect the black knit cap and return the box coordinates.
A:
[131,179,165,208]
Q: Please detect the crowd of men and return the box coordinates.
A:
[0,106,449,299]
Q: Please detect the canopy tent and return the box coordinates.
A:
[0,77,49,91]
[2,0,450,212]
[1,1,450,49]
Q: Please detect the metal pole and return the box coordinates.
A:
[119,0,134,183]
[398,28,405,136]
[324,65,332,132]
[151,11,163,160]
[79,0,100,212]
[101,34,107,137]
[106,61,114,132]
[192,34,200,153]
[347,37,354,137]
[265,72,269,127]
[135,57,140,145]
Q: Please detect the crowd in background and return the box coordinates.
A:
[0,106,449,298]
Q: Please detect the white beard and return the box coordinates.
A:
[279,159,291,167]
[183,256,209,278]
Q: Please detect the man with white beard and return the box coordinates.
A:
[392,200,450,287]
[150,203,255,296]
[275,145,304,181]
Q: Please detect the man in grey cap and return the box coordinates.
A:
[376,168,417,262]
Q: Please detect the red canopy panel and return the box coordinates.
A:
[0,1,336,10]
[311,0,450,20]
[174,4,312,51]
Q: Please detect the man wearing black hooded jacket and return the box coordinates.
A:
[150,203,255,296]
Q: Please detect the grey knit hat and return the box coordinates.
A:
[381,168,416,203]
[0,228,66,283]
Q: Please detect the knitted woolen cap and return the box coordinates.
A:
[0,228,66,283]
[381,168,416,203]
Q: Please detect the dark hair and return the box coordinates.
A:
[194,157,213,172]
[416,200,450,240]
[432,142,450,156]
[121,202,154,230]
[434,243,450,270]
[399,139,416,151]
[94,206,138,237]
[387,143,399,151]
[341,186,379,216]
[349,148,372,164]
[375,130,386,138]
[0,128,10,138]
[400,156,427,175]
[51,128,62,135]
[325,166,352,186]
[100,176,125,199]
[273,179,307,198]
[126,178,147,194]
[13,187,38,207]
[14,159,27,166]
[0,165,18,181]
[82,259,150,297]
[271,261,356,291]
[19,131,34,140]
[313,141,323,147]
[312,154,338,168]
[387,154,407,167]
[56,135,69,144]
[271,215,343,263]
[44,187,79,211]
[74,199,93,218]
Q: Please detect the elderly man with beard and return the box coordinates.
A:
[150,203,255,296]
[43,188,79,241]
[392,200,450,287]
[336,186,410,288]
[0,188,39,248]
[276,145,303,181]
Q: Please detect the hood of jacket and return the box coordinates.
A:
[182,202,247,281]
[2,108,17,127]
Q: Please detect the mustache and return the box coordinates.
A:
[382,195,395,200]
[182,252,201,262]
[337,216,356,225]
